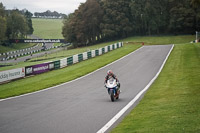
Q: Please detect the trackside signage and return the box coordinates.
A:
[25,62,54,76]
[9,39,66,43]
[0,68,25,83]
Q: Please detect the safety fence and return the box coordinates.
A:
[0,42,123,83]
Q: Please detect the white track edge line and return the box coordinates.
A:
[96,44,174,133]
[0,46,144,102]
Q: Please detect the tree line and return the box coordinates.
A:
[0,3,34,46]
[34,10,66,19]
[62,0,200,47]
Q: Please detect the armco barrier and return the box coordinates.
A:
[0,42,123,83]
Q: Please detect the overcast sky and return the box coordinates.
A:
[1,0,87,14]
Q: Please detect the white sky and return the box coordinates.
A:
[0,0,87,14]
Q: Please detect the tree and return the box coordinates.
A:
[80,0,104,44]
[63,0,199,45]
[191,0,200,31]
[62,0,103,47]
[130,0,168,35]
[168,0,195,34]
[191,0,200,8]
[62,13,77,46]
[0,3,7,44]
[6,10,29,39]
[24,10,34,34]
[100,0,132,39]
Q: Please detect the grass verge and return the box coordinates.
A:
[32,18,63,39]
[111,43,200,132]
[122,35,195,45]
[0,44,141,99]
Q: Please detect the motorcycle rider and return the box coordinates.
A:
[104,70,120,93]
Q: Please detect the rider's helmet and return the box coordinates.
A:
[107,70,113,76]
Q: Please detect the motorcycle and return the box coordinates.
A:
[105,77,120,102]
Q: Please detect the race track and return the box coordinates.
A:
[0,45,173,133]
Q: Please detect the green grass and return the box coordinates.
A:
[0,44,141,99]
[111,43,200,132]
[32,18,63,39]
[122,35,195,45]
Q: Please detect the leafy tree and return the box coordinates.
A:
[62,13,77,46]
[191,0,200,31]
[80,0,103,44]
[100,0,132,39]
[6,10,29,39]
[191,0,200,8]
[130,0,168,35]
[24,10,34,34]
[0,3,7,44]
[0,2,5,17]
[34,10,65,18]
[62,0,199,45]
[168,0,195,34]
[0,16,7,41]
[62,0,103,47]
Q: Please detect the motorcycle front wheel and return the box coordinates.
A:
[110,90,114,102]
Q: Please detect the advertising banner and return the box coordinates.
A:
[9,39,66,43]
[0,68,25,83]
[25,63,53,76]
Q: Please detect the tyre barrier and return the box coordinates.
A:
[0,44,60,61]
[0,42,123,83]
[0,49,42,61]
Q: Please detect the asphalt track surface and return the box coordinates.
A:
[0,45,173,133]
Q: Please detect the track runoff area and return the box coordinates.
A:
[0,45,174,133]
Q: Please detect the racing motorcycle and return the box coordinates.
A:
[105,77,120,102]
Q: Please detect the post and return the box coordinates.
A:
[196,31,198,43]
